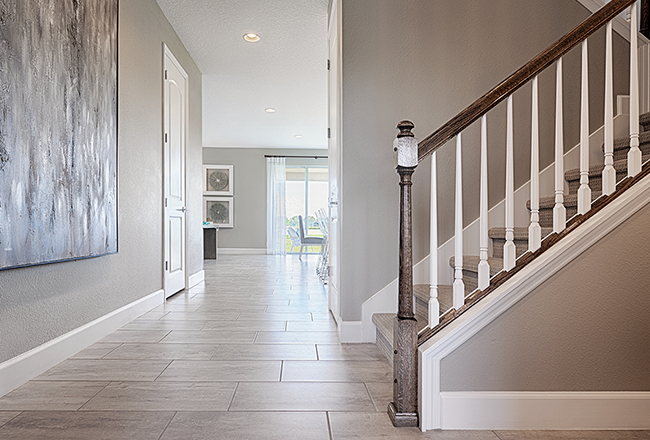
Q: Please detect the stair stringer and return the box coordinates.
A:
[418,171,650,431]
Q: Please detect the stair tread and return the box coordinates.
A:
[565,154,650,181]
[449,255,503,275]
[641,112,650,129]
[488,227,553,240]
[611,130,650,151]
[534,191,603,209]
[414,284,454,315]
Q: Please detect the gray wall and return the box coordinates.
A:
[203,148,328,249]
[0,0,203,364]
[441,200,650,392]
[339,0,629,321]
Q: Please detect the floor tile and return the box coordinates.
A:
[103,343,219,360]
[159,330,256,344]
[282,360,392,382]
[152,303,203,312]
[229,382,376,411]
[312,312,336,321]
[317,344,387,361]
[237,312,313,321]
[365,382,393,412]
[81,382,236,411]
[35,359,171,382]
[0,411,174,440]
[0,412,20,428]
[136,310,170,320]
[0,381,108,411]
[156,360,281,382]
[97,330,170,344]
[160,411,330,440]
[120,320,207,331]
[255,331,340,344]
[160,311,241,321]
[286,321,337,332]
[494,431,650,439]
[201,320,286,331]
[70,343,122,359]
[328,412,424,439]
[266,305,325,313]
[212,344,317,360]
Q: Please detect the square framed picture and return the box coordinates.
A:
[203,165,233,195]
[204,197,234,228]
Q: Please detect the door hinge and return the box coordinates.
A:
[165,261,169,271]
[165,70,168,80]
[165,198,168,207]
[328,128,331,139]
[327,59,330,70]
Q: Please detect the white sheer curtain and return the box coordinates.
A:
[266,157,287,255]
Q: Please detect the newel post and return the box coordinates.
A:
[388,120,419,428]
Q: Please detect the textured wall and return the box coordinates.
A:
[202,148,327,250]
[441,200,650,392]
[0,0,202,364]
[339,0,629,321]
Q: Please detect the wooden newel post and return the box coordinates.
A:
[388,120,419,428]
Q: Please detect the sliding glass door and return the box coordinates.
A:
[286,167,328,253]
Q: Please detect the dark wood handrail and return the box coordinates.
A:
[418,0,636,161]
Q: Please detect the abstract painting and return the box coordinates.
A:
[0,0,118,269]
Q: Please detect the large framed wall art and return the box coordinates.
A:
[0,0,119,270]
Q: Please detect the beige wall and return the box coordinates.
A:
[0,0,203,364]
[441,200,650,392]
[202,148,328,250]
[339,0,630,321]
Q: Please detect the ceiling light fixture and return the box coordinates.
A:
[265,108,276,113]
[294,135,303,139]
[243,33,260,43]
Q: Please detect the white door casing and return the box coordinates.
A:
[163,46,188,298]
[328,0,342,322]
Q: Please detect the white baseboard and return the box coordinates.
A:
[338,321,363,343]
[188,270,204,288]
[360,255,429,343]
[0,289,164,398]
[440,391,650,430]
[217,248,266,255]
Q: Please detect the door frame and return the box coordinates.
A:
[163,44,189,298]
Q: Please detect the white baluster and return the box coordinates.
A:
[504,96,516,270]
[529,76,541,252]
[554,59,566,233]
[453,134,464,309]
[628,2,641,177]
[478,115,490,290]
[578,40,591,215]
[603,21,616,195]
[429,152,439,327]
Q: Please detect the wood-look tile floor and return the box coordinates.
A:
[1,255,649,439]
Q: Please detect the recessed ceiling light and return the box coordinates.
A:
[265,108,276,113]
[243,33,260,42]
[294,135,303,139]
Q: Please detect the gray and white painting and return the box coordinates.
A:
[0,0,118,269]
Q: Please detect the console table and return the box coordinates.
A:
[203,224,219,260]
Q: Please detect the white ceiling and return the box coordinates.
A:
[155,0,329,149]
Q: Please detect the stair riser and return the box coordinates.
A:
[567,169,627,195]
[538,205,577,229]
[491,238,528,259]
[612,139,650,162]
[375,328,393,363]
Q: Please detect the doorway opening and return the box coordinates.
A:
[286,166,329,254]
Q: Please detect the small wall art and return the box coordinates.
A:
[203,165,234,195]
[204,197,234,228]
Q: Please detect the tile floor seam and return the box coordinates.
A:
[326,411,334,440]
[75,380,113,412]
[0,411,22,428]
[279,360,284,382]
[156,410,178,440]
[100,343,123,359]
[152,360,174,382]
[316,344,320,360]
[226,382,240,411]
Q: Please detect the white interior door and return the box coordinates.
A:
[164,46,188,298]
[328,0,342,322]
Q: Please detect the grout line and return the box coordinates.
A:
[157,411,178,440]
[493,430,506,440]
[0,411,23,429]
[76,380,113,411]
[152,360,174,382]
[326,411,334,440]
[315,344,320,361]
[226,382,240,411]
[279,361,284,381]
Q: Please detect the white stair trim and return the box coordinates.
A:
[439,391,650,430]
[0,289,164,398]
[419,171,650,431]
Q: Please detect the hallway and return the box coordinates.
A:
[0,255,648,439]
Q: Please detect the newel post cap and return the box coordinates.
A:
[394,120,418,168]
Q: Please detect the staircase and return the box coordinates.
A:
[373,113,650,362]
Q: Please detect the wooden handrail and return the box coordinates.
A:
[418,0,636,161]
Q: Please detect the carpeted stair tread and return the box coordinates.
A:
[488,227,553,240]
[449,255,503,276]
[414,284,454,319]
[612,130,650,150]
[564,155,643,183]
[531,191,603,210]
[641,112,650,131]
